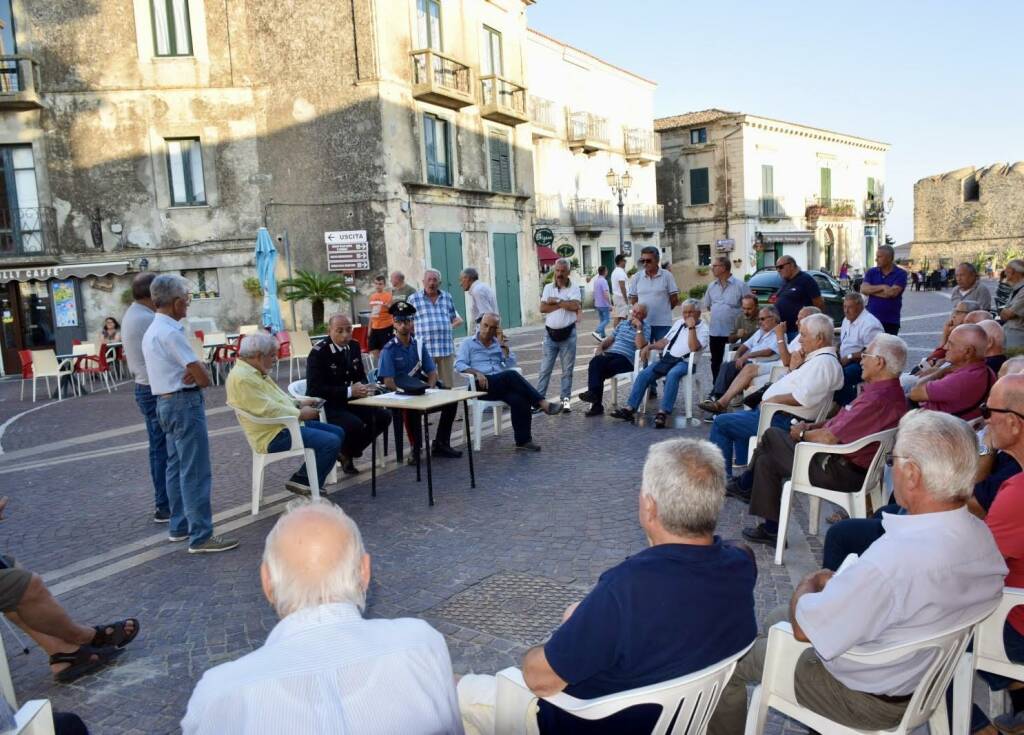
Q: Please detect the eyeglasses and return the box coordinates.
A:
[979,403,1024,421]
[861,352,880,360]
[758,316,774,321]
[637,258,651,264]
[885,453,909,467]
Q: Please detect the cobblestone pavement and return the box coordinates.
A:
[0,286,962,733]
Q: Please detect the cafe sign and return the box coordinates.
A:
[0,261,131,284]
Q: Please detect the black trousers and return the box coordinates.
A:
[482,370,544,445]
[587,352,634,408]
[882,322,900,335]
[325,405,391,458]
[709,335,730,382]
[405,403,457,451]
[748,427,868,523]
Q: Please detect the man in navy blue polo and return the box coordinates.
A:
[860,244,908,335]
[774,256,825,340]
[456,438,758,734]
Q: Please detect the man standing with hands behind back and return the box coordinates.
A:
[537,258,581,413]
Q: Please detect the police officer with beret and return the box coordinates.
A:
[306,314,390,474]
[378,301,462,462]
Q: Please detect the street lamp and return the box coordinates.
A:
[607,168,633,253]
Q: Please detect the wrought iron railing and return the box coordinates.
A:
[627,203,664,230]
[410,49,472,96]
[624,128,661,158]
[570,198,614,228]
[534,194,561,224]
[0,206,59,257]
[480,75,526,115]
[529,96,558,131]
[760,196,785,218]
[864,198,885,219]
[805,196,857,218]
[567,111,609,146]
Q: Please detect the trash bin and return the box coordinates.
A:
[355,310,371,351]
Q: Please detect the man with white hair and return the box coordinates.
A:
[1000,259,1024,350]
[909,323,995,420]
[458,438,757,735]
[709,410,1007,735]
[182,500,462,734]
[389,270,416,302]
[227,334,344,496]
[578,302,651,417]
[700,305,781,414]
[834,291,884,405]
[709,313,844,477]
[537,258,582,412]
[731,335,909,546]
[978,319,1008,374]
[143,274,237,554]
[409,269,464,388]
[460,267,499,326]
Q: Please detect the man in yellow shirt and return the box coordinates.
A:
[227,333,345,496]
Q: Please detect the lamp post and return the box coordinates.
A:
[606,168,633,253]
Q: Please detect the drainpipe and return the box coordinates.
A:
[720,123,743,240]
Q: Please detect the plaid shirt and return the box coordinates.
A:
[408,289,458,357]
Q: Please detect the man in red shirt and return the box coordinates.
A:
[909,324,994,421]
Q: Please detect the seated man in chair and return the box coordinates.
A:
[454,313,561,452]
[700,306,782,414]
[578,303,651,417]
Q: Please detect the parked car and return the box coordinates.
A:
[746,267,847,327]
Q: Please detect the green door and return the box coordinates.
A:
[428,232,468,337]
[492,233,522,328]
[600,249,616,289]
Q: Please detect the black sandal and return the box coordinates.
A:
[91,618,140,649]
[654,412,668,429]
[50,645,120,683]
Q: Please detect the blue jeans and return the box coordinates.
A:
[627,360,691,414]
[595,307,611,337]
[134,383,169,514]
[709,408,793,476]
[156,389,213,547]
[266,420,344,490]
[537,330,577,400]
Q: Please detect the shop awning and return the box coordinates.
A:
[537,246,559,264]
[0,261,131,284]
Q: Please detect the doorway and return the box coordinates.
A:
[428,231,468,337]
[0,280,55,374]
[600,249,616,289]
[492,233,521,328]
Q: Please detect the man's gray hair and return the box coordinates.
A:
[713,255,731,271]
[1002,356,1024,377]
[801,313,834,345]
[868,334,907,374]
[797,306,822,319]
[958,262,978,276]
[1007,260,1024,276]
[263,499,367,617]
[150,274,190,307]
[680,298,701,312]
[238,333,279,359]
[633,303,649,315]
[979,319,1005,352]
[462,267,479,281]
[843,291,865,306]
[555,258,572,270]
[759,305,780,321]
[423,268,442,280]
[392,270,406,282]
[741,293,759,307]
[640,245,659,258]
[894,410,978,502]
[641,438,725,536]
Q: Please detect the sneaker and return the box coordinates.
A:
[168,533,189,542]
[531,406,543,415]
[561,398,572,413]
[515,441,542,452]
[285,480,312,497]
[578,390,596,404]
[153,509,170,524]
[591,331,603,343]
[584,405,604,417]
[741,524,778,546]
[188,535,240,554]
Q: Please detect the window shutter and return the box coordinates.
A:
[690,168,709,205]
[489,132,512,193]
[867,176,876,198]
[762,164,773,195]
[820,168,831,203]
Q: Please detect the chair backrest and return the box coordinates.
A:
[17,350,32,379]
[203,331,226,347]
[72,343,95,356]
[239,324,259,335]
[0,632,16,710]
[30,350,61,376]
[290,330,313,357]
[287,379,308,399]
[860,429,897,499]
[974,587,1024,677]
[188,336,205,363]
[756,397,830,441]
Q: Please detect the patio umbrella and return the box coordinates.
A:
[255,227,284,333]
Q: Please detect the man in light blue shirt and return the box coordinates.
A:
[142,274,237,555]
[579,303,651,417]
[701,256,751,381]
[455,313,560,451]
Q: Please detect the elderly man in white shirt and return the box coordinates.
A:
[460,267,499,326]
[709,410,1007,735]
[709,312,843,476]
[182,500,463,735]
[835,291,885,405]
[701,305,782,414]
[536,258,582,412]
[610,298,710,429]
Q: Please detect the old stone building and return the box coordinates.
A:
[0,0,541,373]
[655,109,889,290]
[910,162,1024,267]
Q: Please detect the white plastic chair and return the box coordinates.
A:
[609,348,645,408]
[29,350,75,403]
[287,330,314,381]
[0,636,56,735]
[496,642,754,735]
[636,348,701,426]
[461,368,523,450]
[951,587,1024,733]
[773,428,896,565]
[285,379,342,481]
[744,397,833,466]
[745,618,982,735]
[238,324,260,335]
[228,404,322,514]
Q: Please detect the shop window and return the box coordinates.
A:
[181,269,219,299]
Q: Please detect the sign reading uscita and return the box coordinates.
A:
[325,230,370,272]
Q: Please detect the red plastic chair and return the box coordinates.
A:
[74,347,114,394]
[18,349,33,400]
[274,332,291,378]
[352,324,369,352]
[194,329,205,341]
[211,342,238,385]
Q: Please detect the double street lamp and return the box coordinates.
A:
[606,168,633,253]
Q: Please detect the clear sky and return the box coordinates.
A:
[527,0,1024,244]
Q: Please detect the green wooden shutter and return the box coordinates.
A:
[690,168,709,205]
[867,176,876,199]
[761,164,774,216]
[820,168,831,204]
[489,131,512,193]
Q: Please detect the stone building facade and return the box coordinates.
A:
[655,109,889,291]
[0,0,541,373]
[910,162,1024,267]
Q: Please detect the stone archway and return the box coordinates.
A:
[823,227,836,274]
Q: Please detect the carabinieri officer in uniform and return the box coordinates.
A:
[377,301,462,464]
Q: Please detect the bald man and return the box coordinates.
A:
[182,500,461,735]
[909,323,995,420]
[966,310,992,324]
[978,319,1007,374]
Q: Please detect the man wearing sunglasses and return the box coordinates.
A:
[774,256,825,341]
[627,245,679,343]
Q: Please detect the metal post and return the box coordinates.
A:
[282,230,297,330]
[617,192,625,252]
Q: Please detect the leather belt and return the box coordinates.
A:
[157,386,201,398]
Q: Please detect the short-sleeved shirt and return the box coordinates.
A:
[592,277,610,309]
[467,281,499,324]
[764,346,843,407]
[226,360,300,453]
[702,275,751,337]
[408,290,458,358]
[121,301,156,386]
[377,336,435,381]
[610,267,629,306]
[142,313,200,395]
[921,360,995,420]
[863,266,909,326]
[391,283,416,302]
[985,474,1024,634]
[369,291,393,330]
[660,319,710,359]
[825,378,907,467]
[950,282,993,312]
[796,507,1006,695]
[742,328,780,362]
[607,319,651,361]
[540,541,757,734]
[839,310,885,359]
[542,282,582,329]
[775,271,821,332]
[1003,284,1024,349]
[627,269,679,328]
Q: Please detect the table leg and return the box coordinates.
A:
[412,410,421,483]
[369,409,377,498]
[463,399,475,489]
[423,411,434,506]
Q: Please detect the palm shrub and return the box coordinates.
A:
[280,270,353,327]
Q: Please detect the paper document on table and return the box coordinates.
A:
[387,392,418,400]
[425,388,443,394]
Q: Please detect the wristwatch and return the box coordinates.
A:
[799,429,806,441]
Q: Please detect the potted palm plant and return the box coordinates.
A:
[280,270,354,327]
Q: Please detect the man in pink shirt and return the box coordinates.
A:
[909,323,994,420]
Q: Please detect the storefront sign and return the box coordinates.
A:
[325,230,370,271]
[533,228,554,247]
[0,261,130,284]
[716,238,735,252]
[52,280,78,328]
[555,243,575,258]
[622,241,632,256]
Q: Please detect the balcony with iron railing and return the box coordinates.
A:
[534,194,561,224]
[627,203,664,232]
[623,128,661,165]
[864,197,885,220]
[759,195,786,219]
[0,56,44,110]
[0,206,59,259]
[805,196,857,220]
[529,96,559,138]
[567,111,609,154]
[569,198,613,231]
[480,76,529,126]
[410,49,475,110]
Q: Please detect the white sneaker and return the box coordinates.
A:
[591,331,603,342]
[561,397,572,413]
